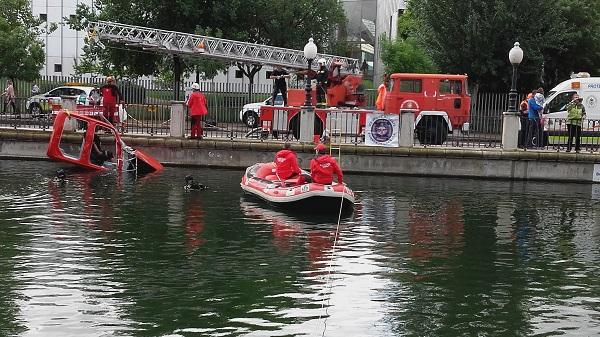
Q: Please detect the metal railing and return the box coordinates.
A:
[521,116,600,153]
[1,77,540,149]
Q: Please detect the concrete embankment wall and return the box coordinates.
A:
[2,129,600,183]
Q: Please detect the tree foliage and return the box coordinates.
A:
[380,37,438,74]
[407,0,600,92]
[0,0,55,82]
[68,0,346,78]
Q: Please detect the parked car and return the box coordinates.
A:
[26,85,97,116]
[239,94,283,128]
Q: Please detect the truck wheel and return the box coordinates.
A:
[289,114,300,140]
[243,111,259,128]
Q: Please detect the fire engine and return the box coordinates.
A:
[259,71,471,145]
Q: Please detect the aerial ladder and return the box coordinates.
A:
[87,21,359,72]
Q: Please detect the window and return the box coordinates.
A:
[399,79,422,93]
[54,64,62,73]
[235,70,243,79]
[47,88,65,97]
[266,71,273,79]
[39,14,47,21]
[546,91,576,114]
[439,80,463,95]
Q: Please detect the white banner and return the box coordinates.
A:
[365,113,399,147]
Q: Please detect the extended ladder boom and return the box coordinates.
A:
[88,21,359,71]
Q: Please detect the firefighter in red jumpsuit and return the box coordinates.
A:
[100,76,124,125]
[310,143,343,185]
[187,83,208,139]
[274,142,302,182]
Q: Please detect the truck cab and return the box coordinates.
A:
[384,73,471,145]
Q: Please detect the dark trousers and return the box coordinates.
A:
[3,99,17,114]
[190,115,203,139]
[566,124,582,152]
[272,86,287,106]
[518,116,529,148]
[316,83,327,105]
[527,119,542,148]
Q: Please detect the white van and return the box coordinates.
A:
[544,72,600,132]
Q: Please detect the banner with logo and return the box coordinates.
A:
[365,113,399,147]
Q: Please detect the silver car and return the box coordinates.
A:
[26,85,96,116]
[239,94,283,128]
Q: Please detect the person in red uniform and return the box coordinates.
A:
[187,83,208,139]
[310,143,343,185]
[100,76,124,125]
[274,142,302,181]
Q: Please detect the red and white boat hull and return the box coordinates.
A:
[240,163,355,213]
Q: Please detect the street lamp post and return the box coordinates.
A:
[508,42,524,112]
[303,38,317,107]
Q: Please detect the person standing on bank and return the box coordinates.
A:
[100,76,124,125]
[518,92,533,148]
[315,58,328,107]
[310,143,343,185]
[187,83,208,139]
[270,65,289,106]
[375,74,389,111]
[565,93,586,153]
[526,90,544,148]
[2,80,17,114]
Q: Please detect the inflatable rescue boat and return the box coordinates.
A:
[240,162,355,212]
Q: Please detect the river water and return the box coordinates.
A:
[0,159,599,337]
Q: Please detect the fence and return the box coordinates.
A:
[1,76,545,150]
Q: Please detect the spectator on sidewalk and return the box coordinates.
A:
[2,80,17,115]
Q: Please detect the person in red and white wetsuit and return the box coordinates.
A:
[310,143,343,185]
[274,142,302,181]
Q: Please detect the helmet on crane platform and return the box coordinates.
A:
[317,58,327,65]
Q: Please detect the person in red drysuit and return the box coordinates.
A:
[274,142,302,181]
[100,76,124,125]
[310,143,343,185]
[187,83,208,139]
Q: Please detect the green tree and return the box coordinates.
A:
[407,0,600,92]
[380,37,438,74]
[0,0,55,82]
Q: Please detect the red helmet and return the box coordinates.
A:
[314,143,327,153]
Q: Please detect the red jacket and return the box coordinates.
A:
[310,155,343,185]
[274,149,301,179]
[187,91,208,116]
[100,84,123,105]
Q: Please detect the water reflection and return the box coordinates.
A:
[0,161,599,336]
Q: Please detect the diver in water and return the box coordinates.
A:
[184,175,207,190]
[90,133,113,166]
[53,169,67,186]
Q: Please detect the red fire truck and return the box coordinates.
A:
[258,73,471,145]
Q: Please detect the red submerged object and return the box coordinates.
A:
[47,110,163,174]
[240,162,355,213]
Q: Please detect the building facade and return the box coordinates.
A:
[31,0,94,76]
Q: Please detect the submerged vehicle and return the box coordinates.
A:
[47,110,163,174]
[240,162,354,213]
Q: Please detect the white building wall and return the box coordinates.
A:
[374,0,402,84]
[31,0,93,76]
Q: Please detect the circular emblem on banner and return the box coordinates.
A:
[371,118,394,142]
